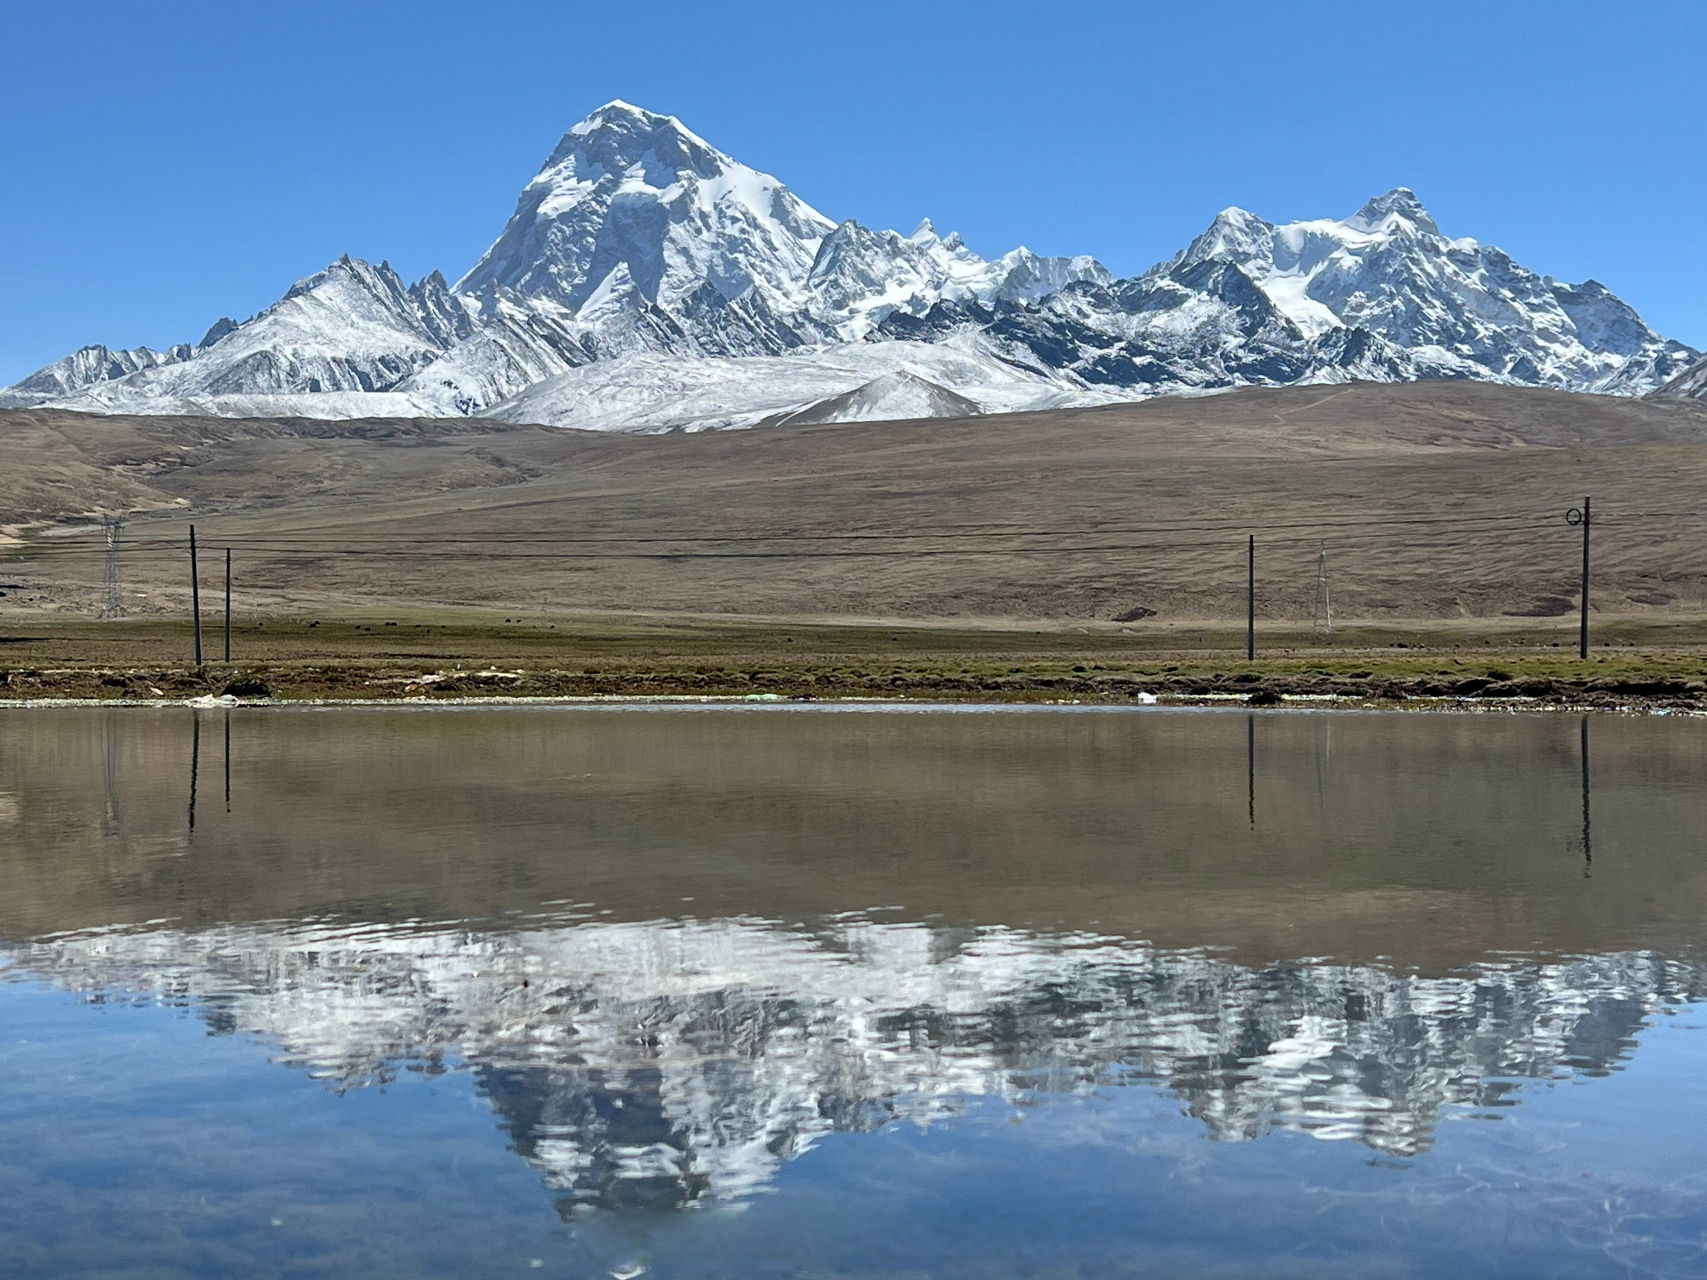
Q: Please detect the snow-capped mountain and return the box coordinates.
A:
[5,101,1696,428]
[883,189,1696,398]
[456,100,834,345]
[6,332,209,400]
[805,217,1109,339]
[11,257,478,418]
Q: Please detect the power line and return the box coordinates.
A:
[0,509,1575,551]
[0,519,1594,559]
[6,503,1681,568]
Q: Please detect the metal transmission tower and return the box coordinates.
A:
[1311,545,1331,644]
[100,515,126,618]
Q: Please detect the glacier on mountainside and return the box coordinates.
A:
[35,257,470,414]
[7,102,1697,429]
[18,389,462,421]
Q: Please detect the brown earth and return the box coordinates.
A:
[5,380,1707,627]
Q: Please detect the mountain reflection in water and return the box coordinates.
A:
[3,704,1707,1229]
[9,914,1704,1215]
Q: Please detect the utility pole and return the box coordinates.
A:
[1579,496,1591,660]
[1567,499,1591,659]
[190,525,203,667]
[224,548,232,663]
[1246,535,1255,661]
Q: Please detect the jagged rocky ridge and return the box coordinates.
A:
[8,914,1699,1213]
[6,101,1696,429]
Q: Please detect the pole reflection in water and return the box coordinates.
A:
[187,710,199,834]
[1314,715,1331,811]
[101,713,121,838]
[1581,713,1592,876]
[1246,711,1255,828]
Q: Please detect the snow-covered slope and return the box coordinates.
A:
[486,337,1105,432]
[8,105,1696,428]
[1199,190,1691,393]
[1652,351,1707,400]
[767,368,985,427]
[393,286,593,413]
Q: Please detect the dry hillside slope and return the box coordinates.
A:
[6,381,1707,624]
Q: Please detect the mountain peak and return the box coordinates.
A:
[1171,205,1273,271]
[1212,205,1266,227]
[571,99,688,135]
[198,317,239,349]
[552,100,719,172]
[458,100,834,319]
[1346,188,1439,236]
[584,98,647,118]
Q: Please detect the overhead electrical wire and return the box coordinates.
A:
[5,504,1684,565]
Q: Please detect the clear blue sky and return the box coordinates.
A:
[3,0,1703,384]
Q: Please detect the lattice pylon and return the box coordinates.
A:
[1311,545,1331,644]
[101,515,126,618]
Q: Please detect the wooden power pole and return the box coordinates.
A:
[1578,496,1591,660]
[1246,535,1255,661]
[1567,499,1591,659]
[189,525,203,667]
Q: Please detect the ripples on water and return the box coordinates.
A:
[3,706,1707,1278]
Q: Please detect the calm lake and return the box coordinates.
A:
[3,704,1706,1279]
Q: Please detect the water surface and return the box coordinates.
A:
[3,705,1705,1278]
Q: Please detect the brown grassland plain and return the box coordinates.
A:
[5,380,1707,703]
